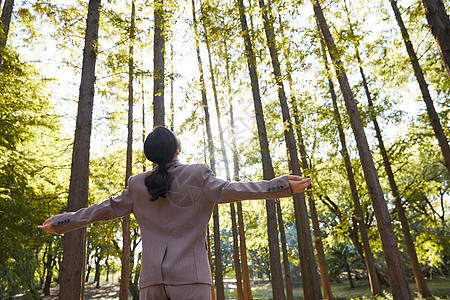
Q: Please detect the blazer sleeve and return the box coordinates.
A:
[50,182,134,235]
[201,165,292,204]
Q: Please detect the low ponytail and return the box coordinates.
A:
[143,126,179,201]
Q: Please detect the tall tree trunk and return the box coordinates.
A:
[237,0,286,298]
[420,0,450,79]
[170,39,174,132]
[312,1,412,298]
[320,42,382,296]
[59,1,101,299]
[119,2,135,299]
[225,38,253,300]
[153,0,165,126]
[0,0,14,71]
[191,1,223,298]
[390,0,450,173]
[258,1,322,298]
[343,2,432,296]
[141,61,147,173]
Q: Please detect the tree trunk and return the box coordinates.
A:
[421,0,450,79]
[321,41,382,295]
[59,1,100,299]
[207,225,216,300]
[43,241,54,296]
[258,1,322,298]
[342,1,432,295]
[0,0,14,71]
[390,0,450,173]
[170,39,174,131]
[153,0,165,127]
[94,249,101,289]
[237,0,285,298]
[312,1,412,298]
[191,1,223,298]
[276,200,295,300]
[225,39,253,300]
[345,260,354,289]
[119,2,135,299]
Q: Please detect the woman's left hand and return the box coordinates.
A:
[38,218,56,234]
[288,175,312,194]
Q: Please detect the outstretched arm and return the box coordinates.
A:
[38,184,134,235]
[202,165,312,204]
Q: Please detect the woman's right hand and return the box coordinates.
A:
[288,175,312,194]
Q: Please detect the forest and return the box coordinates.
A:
[0,0,449,299]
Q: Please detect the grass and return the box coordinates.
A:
[223,276,450,299]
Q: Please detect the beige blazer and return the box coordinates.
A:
[51,160,292,289]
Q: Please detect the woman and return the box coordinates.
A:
[39,126,312,300]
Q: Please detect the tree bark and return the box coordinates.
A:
[119,1,135,298]
[191,1,223,298]
[0,0,14,71]
[153,0,165,127]
[258,1,322,299]
[236,0,285,298]
[320,41,382,296]
[420,0,450,79]
[59,1,100,299]
[390,0,450,173]
[312,1,412,298]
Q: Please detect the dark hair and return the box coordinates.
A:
[144,126,179,201]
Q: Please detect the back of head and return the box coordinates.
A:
[144,126,179,201]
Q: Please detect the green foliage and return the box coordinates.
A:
[0,49,67,298]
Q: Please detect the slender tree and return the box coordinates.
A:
[199,3,245,297]
[390,0,450,173]
[191,1,224,298]
[224,36,253,300]
[236,0,285,298]
[343,2,431,296]
[320,41,382,296]
[153,0,165,126]
[119,1,135,299]
[420,0,450,79]
[312,0,412,298]
[258,1,322,298]
[59,1,101,299]
[0,0,14,71]
[277,11,335,299]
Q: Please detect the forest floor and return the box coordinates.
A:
[12,276,450,299]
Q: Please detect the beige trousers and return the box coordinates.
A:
[140,283,211,300]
